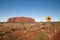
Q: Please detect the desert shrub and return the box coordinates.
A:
[0,26,13,40]
[10,28,17,31]
[4,32,26,40]
[32,32,46,40]
[0,31,3,40]
[42,23,45,25]
[0,25,3,27]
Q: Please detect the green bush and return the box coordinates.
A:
[32,32,46,40]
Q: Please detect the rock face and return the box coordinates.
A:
[7,17,35,22]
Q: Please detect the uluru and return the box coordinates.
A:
[7,17,35,22]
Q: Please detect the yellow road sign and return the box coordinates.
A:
[46,16,51,22]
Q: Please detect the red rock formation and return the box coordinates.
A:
[7,17,35,22]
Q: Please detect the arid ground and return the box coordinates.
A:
[0,22,60,40]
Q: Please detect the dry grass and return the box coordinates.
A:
[0,22,60,40]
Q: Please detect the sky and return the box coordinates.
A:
[0,0,60,22]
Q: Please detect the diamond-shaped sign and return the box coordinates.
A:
[46,16,51,22]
